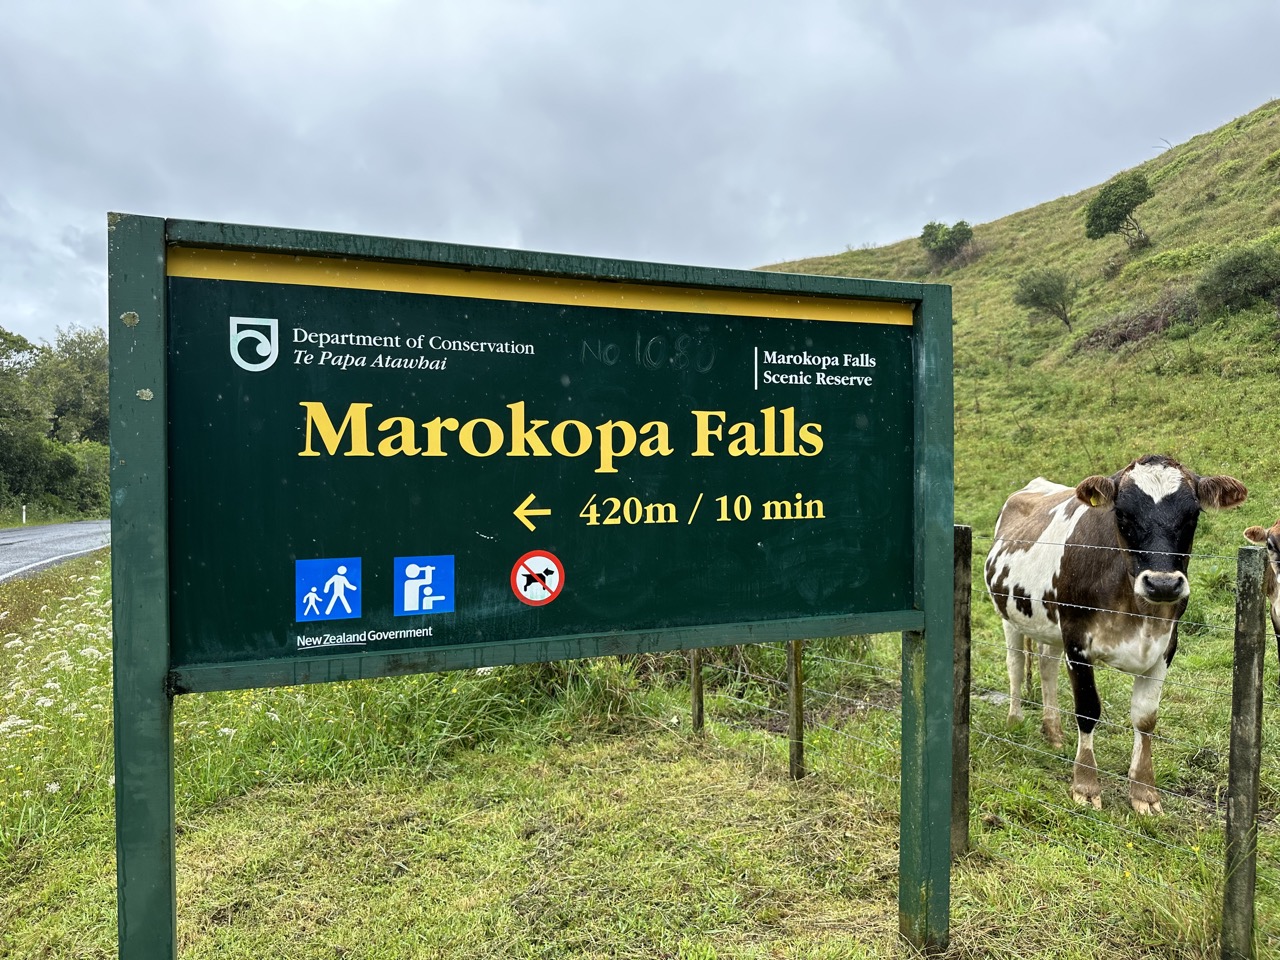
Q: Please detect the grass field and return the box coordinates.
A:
[3,553,1279,958]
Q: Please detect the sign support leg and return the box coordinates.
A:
[898,284,953,951]
[109,213,178,960]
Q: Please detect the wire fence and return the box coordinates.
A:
[686,529,1279,956]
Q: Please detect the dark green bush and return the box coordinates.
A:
[1085,171,1154,248]
[919,220,974,267]
[1195,244,1280,313]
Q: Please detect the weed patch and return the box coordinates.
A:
[1073,286,1199,353]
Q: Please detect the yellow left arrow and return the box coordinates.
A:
[514,493,552,531]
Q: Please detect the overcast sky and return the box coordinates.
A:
[2,0,1277,346]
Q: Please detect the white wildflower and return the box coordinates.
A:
[45,781,60,794]
[217,727,236,737]
[0,716,32,735]
[34,697,54,708]
[265,711,280,722]
[42,681,61,692]
[3,638,23,650]
[474,665,495,676]
[78,647,104,661]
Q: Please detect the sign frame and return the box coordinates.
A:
[109,214,953,955]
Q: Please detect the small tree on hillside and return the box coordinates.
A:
[1013,268,1080,331]
[919,219,974,267]
[1084,171,1154,249]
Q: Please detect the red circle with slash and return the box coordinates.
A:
[511,550,565,606]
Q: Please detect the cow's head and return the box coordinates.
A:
[1243,520,1280,576]
[1076,455,1247,605]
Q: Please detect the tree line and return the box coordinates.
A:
[0,324,109,519]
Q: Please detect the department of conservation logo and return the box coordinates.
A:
[229,316,279,372]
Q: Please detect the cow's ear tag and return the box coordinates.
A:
[1089,494,1101,507]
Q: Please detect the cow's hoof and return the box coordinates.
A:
[1071,787,1102,810]
[1130,798,1163,816]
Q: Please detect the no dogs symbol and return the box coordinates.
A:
[511,550,565,606]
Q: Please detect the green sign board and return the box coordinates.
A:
[110,216,954,956]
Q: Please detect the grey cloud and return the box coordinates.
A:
[2,0,1278,343]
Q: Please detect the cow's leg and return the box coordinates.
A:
[1064,651,1103,809]
[1128,660,1168,815]
[1003,621,1027,727]
[1038,642,1063,749]
[1022,636,1035,700]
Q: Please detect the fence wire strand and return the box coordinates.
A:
[983,587,1227,635]
[968,679,1227,755]
[973,533,1240,563]
[968,626,1236,699]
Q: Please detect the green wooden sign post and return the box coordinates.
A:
[109,214,953,956]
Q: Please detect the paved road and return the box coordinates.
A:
[0,520,111,583]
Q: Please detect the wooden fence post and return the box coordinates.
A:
[1222,545,1265,960]
[952,525,972,861]
[690,648,704,733]
[788,639,805,780]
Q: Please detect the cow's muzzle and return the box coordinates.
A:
[1134,570,1190,604]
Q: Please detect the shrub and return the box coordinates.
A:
[1012,268,1080,331]
[1195,245,1280,313]
[919,220,974,267]
[1214,158,1246,180]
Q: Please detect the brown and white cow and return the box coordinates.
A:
[984,455,1246,814]
[1242,519,1280,675]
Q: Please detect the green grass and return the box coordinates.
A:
[4,557,1280,957]
[0,503,104,528]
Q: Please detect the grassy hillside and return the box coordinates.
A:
[768,98,1280,547]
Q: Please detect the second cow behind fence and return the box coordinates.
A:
[1242,519,1280,681]
[984,455,1247,814]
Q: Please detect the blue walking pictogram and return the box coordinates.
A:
[296,557,362,622]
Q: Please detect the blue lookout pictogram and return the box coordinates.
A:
[394,555,455,616]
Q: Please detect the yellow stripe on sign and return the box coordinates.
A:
[166,247,914,326]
